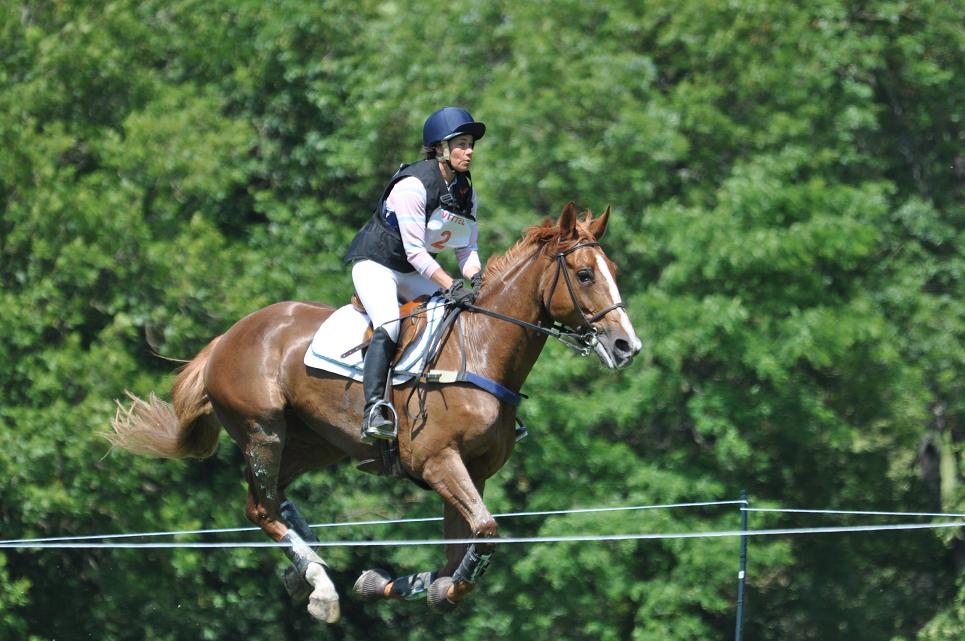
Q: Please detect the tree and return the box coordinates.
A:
[0,1,960,639]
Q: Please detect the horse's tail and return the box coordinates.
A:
[107,336,223,459]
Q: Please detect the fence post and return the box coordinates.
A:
[735,490,748,641]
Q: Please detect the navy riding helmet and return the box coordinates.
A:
[423,107,486,148]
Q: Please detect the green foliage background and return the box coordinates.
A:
[1,1,962,639]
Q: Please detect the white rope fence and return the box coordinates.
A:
[744,508,965,518]
[0,499,961,550]
[0,521,962,550]
[0,500,742,545]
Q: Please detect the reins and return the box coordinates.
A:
[461,302,597,356]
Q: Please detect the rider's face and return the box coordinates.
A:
[444,135,474,173]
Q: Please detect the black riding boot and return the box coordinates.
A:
[361,327,398,442]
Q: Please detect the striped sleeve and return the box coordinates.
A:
[385,176,442,277]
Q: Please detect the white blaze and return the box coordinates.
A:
[595,254,643,351]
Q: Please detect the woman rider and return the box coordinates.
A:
[345,107,485,442]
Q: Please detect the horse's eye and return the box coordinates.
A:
[577,268,594,284]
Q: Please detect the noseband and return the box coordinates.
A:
[461,240,626,356]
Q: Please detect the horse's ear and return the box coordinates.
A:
[589,205,611,240]
[558,201,579,238]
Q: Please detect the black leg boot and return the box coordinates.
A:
[361,327,398,442]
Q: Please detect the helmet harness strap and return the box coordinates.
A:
[443,139,456,171]
[438,139,458,177]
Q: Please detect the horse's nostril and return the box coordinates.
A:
[614,339,631,356]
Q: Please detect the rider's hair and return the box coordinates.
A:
[423,145,440,160]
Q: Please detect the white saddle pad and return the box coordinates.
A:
[303,296,448,385]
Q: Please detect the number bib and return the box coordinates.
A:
[426,207,472,252]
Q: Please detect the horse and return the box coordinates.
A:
[108,202,642,623]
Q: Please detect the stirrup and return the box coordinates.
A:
[515,417,529,443]
[362,400,398,443]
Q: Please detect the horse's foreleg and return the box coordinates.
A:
[356,501,477,604]
[354,567,438,602]
[352,450,496,610]
[424,484,496,610]
[423,451,496,611]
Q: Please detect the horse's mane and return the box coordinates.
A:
[483,212,595,280]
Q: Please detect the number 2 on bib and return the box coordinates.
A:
[431,231,452,250]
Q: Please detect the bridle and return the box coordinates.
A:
[462,240,626,355]
[545,241,627,329]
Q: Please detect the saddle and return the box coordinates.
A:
[348,293,430,364]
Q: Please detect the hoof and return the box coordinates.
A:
[307,586,340,623]
[353,568,392,602]
[305,563,340,623]
[427,576,458,612]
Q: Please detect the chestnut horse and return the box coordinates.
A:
[108,202,641,623]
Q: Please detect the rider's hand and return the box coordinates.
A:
[443,280,476,307]
[470,272,483,294]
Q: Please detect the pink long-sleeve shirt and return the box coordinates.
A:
[385,176,480,278]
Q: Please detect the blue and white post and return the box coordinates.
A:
[735,490,749,641]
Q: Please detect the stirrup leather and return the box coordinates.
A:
[362,400,398,442]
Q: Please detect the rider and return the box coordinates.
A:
[345,106,485,442]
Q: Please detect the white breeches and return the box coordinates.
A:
[351,260,438,342]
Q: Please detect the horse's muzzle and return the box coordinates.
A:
[612,337,640,368]
[594,328,642,369]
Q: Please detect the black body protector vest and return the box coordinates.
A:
[345,159,474,273]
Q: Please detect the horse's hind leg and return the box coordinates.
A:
[276,498,339,623]
[278,499,322,601]
[234,412,340,623]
